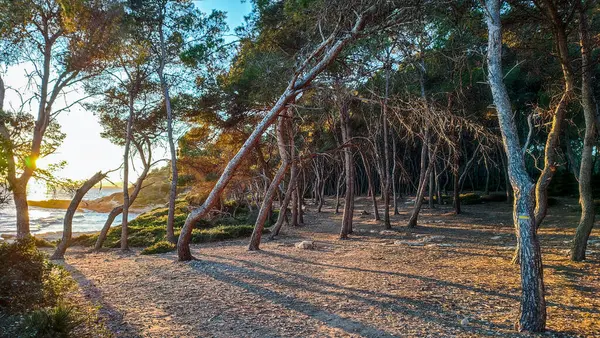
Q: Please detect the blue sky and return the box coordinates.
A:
[8,1,253,188]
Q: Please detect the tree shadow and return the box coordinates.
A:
[191,253,514,337]
[59,262,143,338]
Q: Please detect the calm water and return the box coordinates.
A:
[0,187,139,236]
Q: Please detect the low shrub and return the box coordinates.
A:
[20,304,83,338]
[141,241,176,255]
[33,236,56,248]
[190,225,268,244]
[459,193,482,205]
[0,237,74,314]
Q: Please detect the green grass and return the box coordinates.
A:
[140,241,176,255]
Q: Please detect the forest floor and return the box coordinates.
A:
[55,197,600,337]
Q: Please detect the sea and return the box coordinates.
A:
[0,186,139,236]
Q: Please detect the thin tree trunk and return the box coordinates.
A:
[392,135,399,214]
[52,171,106,259]
[428,168,435,209]
[121,98,134,252]
[407,140,434,228]
[158,18,178,244]
[94,142,151,250]
[335,168,343,214]
[534,0,575,228]
[571,6,596,262]
[382,62,391,229]
[249,109,293,250]
[485,1,546,331]
[360,150,380,220]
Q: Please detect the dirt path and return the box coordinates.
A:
[60,198,600,337]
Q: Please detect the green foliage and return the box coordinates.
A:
[33,236,56,248]
[0,238,74,314]
[191,225,268,243]
[459,193,482,205]
[20,304,83,338]
[141,241,176,255]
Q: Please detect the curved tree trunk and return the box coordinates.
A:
[407,138,434,228]
[571,6,596,262]
[534,0,575,228]
[249,109,292,250]
[94,141,152,251]
[485,1,546,331]
[176,9,375,260]
[52,171,107,259]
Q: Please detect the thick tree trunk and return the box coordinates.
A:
[52,171,106,259]
[13,182,30,239]
[571,6,596,262]
[340,100,354,239]
[485,1,546,331]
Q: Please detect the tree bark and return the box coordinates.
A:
[484,1,546,331]
[339,100,354,239]
[571,5,596,262]
[94,141,152,250]
[360,150,380,220]
[249,109,292,250]
[51,171,107,259]
[157,13,178,244]
[382,62,392,229]
[534,0,575,228]
[121,97,134,251]
[407,137,433,228]
[176,9,374,260]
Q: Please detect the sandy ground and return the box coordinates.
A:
[55,198,599,337]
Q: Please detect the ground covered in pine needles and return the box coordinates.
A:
[55,198,599,337]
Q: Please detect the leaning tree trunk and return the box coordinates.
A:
[407,140,434,228]
[52,171,106,259]
[176,9,375,260]
[268,158,298,240]
[571,6,596,262]
[534,0,575,228]
[453,137,461,214]
[94,142,151,251]
[485,1,546,331]
[249,109,292,250]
